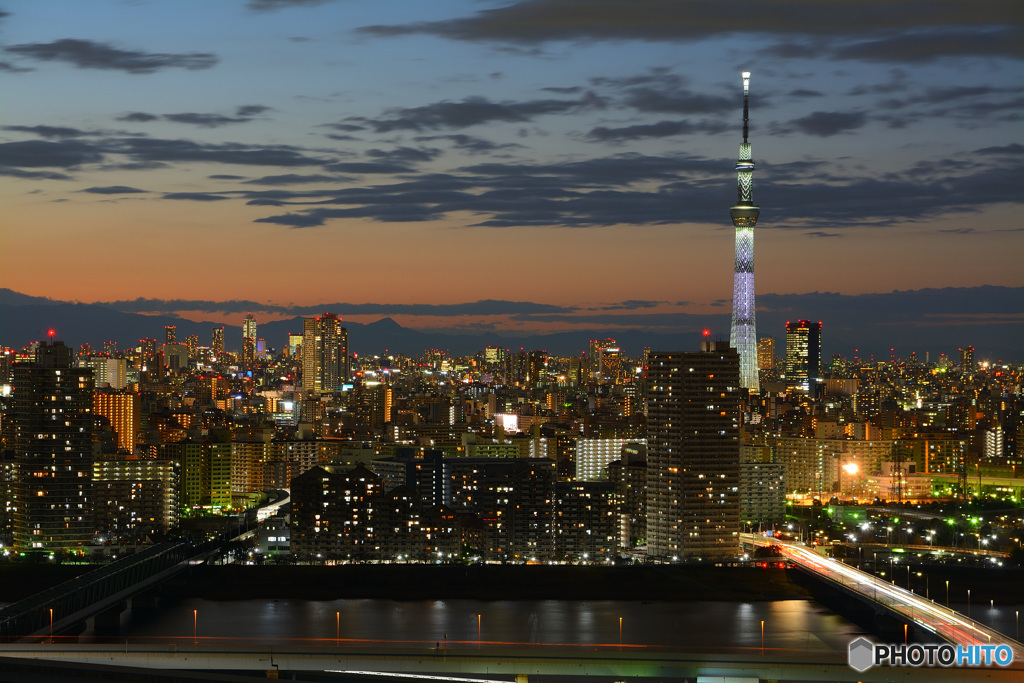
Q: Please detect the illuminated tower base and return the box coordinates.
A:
[729,72,760,393]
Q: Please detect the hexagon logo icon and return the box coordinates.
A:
[848,637,875,672]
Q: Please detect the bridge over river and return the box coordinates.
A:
[741,533,1024,658]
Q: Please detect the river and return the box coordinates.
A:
[92,597,870,656]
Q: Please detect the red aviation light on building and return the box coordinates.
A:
[703,329,711,338]
[47,329,56,339]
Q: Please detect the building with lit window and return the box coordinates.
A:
[646,342,741,560]
[242,314,257,368]
[12,341,95,553]
[302,313,349,393]
[553,481,618,562]
[93,391,141,453]
[784,320,821,394]
[77,356,128,390]
[211,326,224,358]
[757,337,775,371]
[575,437,645,482]
[290,464,381,562]
[93,456,178,541]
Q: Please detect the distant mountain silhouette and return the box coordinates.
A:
[1,288,1020,360]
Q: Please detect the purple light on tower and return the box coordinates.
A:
[729,71,759,393]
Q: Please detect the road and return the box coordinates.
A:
[742,533,1024,663]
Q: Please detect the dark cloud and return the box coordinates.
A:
[235,105,271,116]
[366,146,442,163]
[162,192,230,201]
[322,122,366,132]
[118,111,262,127]
[242,173,344,185]
[323,161,414,174]
[357,1,1023,63]
[3,124,87,138]
[975,143,1024,156]
[254,204,445,227]
[208,174,248,180]
[347,93,605,132]
[785,111,868,137]
[117,112,159,122]
[586,119,729,142]
[541,86,581,94]
[0,140,103,168]
[0,168,73,180]
[99,296,574,317]
[0,60,33,73]
[621,88,733,115]
[596,300,665,311]
[5,38,218,73]
[832,27,1023,63]
[114,137,327,167]
[248,0,338,10]
[163,113,253,128]
[244,141,1022,231]
[789,89,824,98]
[414,133,520,154]
[806,231,841,238]
[81,185,147,194]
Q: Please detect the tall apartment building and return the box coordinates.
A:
[12,341,95,552]
[646,341,741,560]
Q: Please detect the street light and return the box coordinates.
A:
[761,620,765,656]
[336,611,340,645]
[49,608,53,644]
[193,609,198,645]
[916,571,929,599]
[619,617,623,650]
[946,580,950,607]
[477,614,481,649]
[968,589,971,618]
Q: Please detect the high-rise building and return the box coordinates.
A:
[589,338,616,383]
[242,314,257,368]
[646,341,741,560]
[757,337,775,371]
[164,325,176,344]
[93,391,141,453]
[596,346,622,385]
[728,72,760,394]
[575,437,645,482]
[12,341,95,552]
[77,355,128,390]
[784,320,822,393]
[302,313,349,393]
[959,345,975,372]
[211,326,224,358]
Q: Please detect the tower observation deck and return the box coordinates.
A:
[729,71,760,393]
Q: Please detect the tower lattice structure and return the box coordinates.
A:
[729,71,760,393]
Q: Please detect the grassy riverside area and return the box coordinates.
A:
[161,564,810,602]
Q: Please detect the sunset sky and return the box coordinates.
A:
[1,0,1021,339]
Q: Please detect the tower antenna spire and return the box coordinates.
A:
[729,71,760,393]
[742,71,750,144]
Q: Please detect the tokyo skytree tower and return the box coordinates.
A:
[729,72,760,393]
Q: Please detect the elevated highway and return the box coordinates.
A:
[742,533,1024,660]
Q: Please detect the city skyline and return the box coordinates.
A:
[1,1,1022,341]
